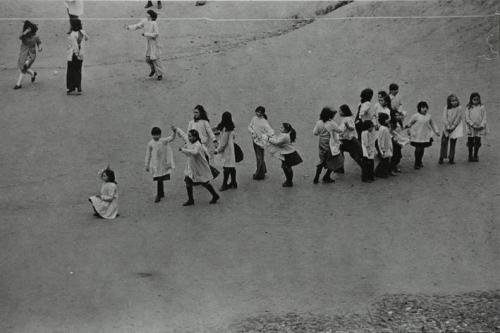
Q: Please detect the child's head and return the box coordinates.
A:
[389,83,399,95]
[217,111,235,131]
[446,94,460,109]
[147,9,158,21]
[188,129,201,143]
[339,104,352,117]
[319,106,334,122]
[377,91,389,106]
[363,120,374,132]
[151,126,162,140]
[468,92,481,107]
[100,167,116,183]
[193,105,209,121]
[417,101,429,115]
[281,122,296,142]
[378,113,389,126]
[255,106,267,119]
[360,88,374,103]
[22,20,38,36]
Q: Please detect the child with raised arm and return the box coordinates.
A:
[145,126,176,202]
[465,93,487,162]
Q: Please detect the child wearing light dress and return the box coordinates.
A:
[214,111,237,191]
[465,93,487,162]
[439,94,463,165]
[89,167,118,219]
[145,126,176,202]
[361,120,377,182]
[374,113,394,178]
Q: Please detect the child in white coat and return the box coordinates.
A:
[465,92,487,162]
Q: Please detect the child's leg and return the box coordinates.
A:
[323,168,334,183]
[368,158,375,180]
[220,167,230,191]
[473,137,481,161]
[146,56,155,75]
[157,179,164,197]
[467,137,474,161]
[439,135,449,162]
[253,143,266,178]
[201,182,219,203]
[153,59,164,78]
[448,139,457,163]
[414,147,424,168]
[282,163,293,186]
[361,157,369,181]
[229,167,237,188]
[15,72,24,87]
[391,142,402,171]
[183,178,194,205]
[313,164,323,184]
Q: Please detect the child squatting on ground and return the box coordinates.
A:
[89,167,118,219]
[145,126,176,203]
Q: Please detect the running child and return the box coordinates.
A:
[465,93,487,162]
[14,21,42,90]
[439,94,463,164]
[89,167,118,219]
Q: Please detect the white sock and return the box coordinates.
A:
[16,73,23,86]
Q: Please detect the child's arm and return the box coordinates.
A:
[36,37,43,52]
[344,117,356,130]
[478,106,487,129]
[205,121,217,144]
[180,145,199,156]
[145,143,152,171]
[174,127,189,143]
[216,131,229,153]
[429,118,440,136]
[312,121,321,136]
[100,184,116,202]
[126,19,145,31]
[268,133,287,146]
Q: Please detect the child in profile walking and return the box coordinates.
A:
[439,94,463,164]
[375,113,394,178]
[266,123,303,187]
[214,111,237,191]
[405,101,440,169]
[361,120,377,182]
[89,167,118,219]
[465,93,487,162]
[14,20,42,89]
[145,126,176,202]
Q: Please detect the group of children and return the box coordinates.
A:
[88,86,488,218]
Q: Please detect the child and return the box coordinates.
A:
[66,19,89,95]
[361,120,377,182]
[89,167,118,219]
[14,21,42,90]
[145,1,162,9]
[188,105,217,159]
[389,104,408,173]
[439,94,463,164]
[374,91,391,119]
[145,126,176,202]
[312,107,344,184]
[174,127,219,206]
[389,83,406,117]
[126,10,164,80]
[214,111,237,191]
[374,113,394,178]
[465,93,487,162]
[248,106,274,180]
[265,123,303,187]
[338,104,363,170]
[405,101,440,169]
[355,88,375,139]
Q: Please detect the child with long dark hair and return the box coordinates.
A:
[405,101,440,169]
[89,167,118,219]
[248,106,274,180]
[312,107,344,183]
[361,120,377,182]
[188,105,216,159]
[214,111,237,191]
[145,126,176,202]
[266,123,303,187]
[14,21,42,90]
[338,104,363,170]
[465,93,487,162]
[174,127,219,206]
[439,94,463,164]
[375,113,394,178]
[355,88,375,139]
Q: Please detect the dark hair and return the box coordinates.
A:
[360,88,373,103]
[378,113,389,126]
[339,104,353,117]
[147,9,158,21]
[389,83,399,91]
[320,107,335,122]
[151,127,161,135]
[417,101,429,113]
[188,129,201,142]
[389,109,403,129]
[71,18,83,31]
[255,105,267,120]
[22,20,38,40]
[363,120,374,130]
[194,105,209,122]
[446,94,460,109]
[382,94,392,109]
[102,167,116,184]
[467,92,482,108]
[282,123,296,143]
[216,111,235,132]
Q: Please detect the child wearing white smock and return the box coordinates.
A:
[145,126,175,202]
[89,168,118,219]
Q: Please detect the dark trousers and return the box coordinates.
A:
[253,142,267,178]
[361,157,374,181]
[440,136,457,161]
[156,179,164,197]
[467,137,481,160]
[375,157,391,178]
[390,140,402,171]
[281,164,293,185]
[340,138,363,168]
[414,146,425,167]
[67,54,83,91]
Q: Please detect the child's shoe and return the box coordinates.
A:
[154,195,161,203]
[13,85,22,90]
[209,194,220,204]
[182,200,194,206]
[31,72,37,83]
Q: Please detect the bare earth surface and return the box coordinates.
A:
[0,1,499,332]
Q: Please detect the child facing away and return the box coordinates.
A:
[405,101,440,169]
[439,94,463,165]
[89,167,118,219]
[214,111,237,191]
[361,120,377,182]
[355,88,376,139]
[338,104,363,170]
[374,113,394,178]
[465,92,487,162]
[145,126,176,202]
[265,123,303,187]
[14,20,42,90]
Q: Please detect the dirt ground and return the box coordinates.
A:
[0,1,499,332]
